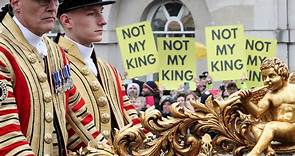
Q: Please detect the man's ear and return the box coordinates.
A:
[10,0,20,13]
[59,14,72,29]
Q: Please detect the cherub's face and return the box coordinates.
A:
[261,67,284,92]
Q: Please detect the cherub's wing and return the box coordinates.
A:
[249,86,268,105]
[289,72,295,84]
[249,86,272,121]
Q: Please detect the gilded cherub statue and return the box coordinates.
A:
[237,57,295,156]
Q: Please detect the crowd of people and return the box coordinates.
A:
[124,71,247,118]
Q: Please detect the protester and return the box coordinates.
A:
[219,84,228,99]
[0,1,111,155]
[159,95,174,117]
[226,82,239,96]
[142,81,160,109]
[199,71,213,90]
[122,71,144,96]
[176,93,186,108]
[127,83,146,113]
[130,96,146,113]
[195,72,213,104]
[185,91,198,111]
[127,82,140,98]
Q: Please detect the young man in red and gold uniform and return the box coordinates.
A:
[0,0,112,155]
[56,0,148,144]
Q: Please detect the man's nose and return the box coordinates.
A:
[97,15,107,26]
[47,0,58,10]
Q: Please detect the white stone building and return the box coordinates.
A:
[1,0,294,80]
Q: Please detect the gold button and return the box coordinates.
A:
[45,112,53,123]
[101,113,110,124]
[102,130,110,138]
[90,81,100,91]
[98,96,107,107]
[38,72,47,83]
[81,67,90,76]
[44,133,53,144]
[43,92,52,103]
[28,54,37,64]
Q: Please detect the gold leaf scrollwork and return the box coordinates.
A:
[114,103,202,156]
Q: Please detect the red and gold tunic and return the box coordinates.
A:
[57,36,143,141]
[0,14,107,155]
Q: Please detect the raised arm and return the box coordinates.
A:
[239,90,270,118]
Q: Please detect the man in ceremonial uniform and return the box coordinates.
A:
[56,0,147,143]
[0,0,112,155]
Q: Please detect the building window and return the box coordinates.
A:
[151,2,195,38]
[145,1,195,81]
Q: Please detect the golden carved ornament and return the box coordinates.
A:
[113,103,204,156]
[73,71,295,156]
[113,73,295,156]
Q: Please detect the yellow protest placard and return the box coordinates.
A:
[157,37,196,90]
[116,21,158,78]
[245,36,277,88]
[205,25,246,81]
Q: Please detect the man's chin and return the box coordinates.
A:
[41,25,55,34]
[93,37,102,42]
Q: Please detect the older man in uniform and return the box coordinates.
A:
[0,0,112,155]
[56,0,148,144]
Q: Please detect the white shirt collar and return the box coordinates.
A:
[13,16,47,57]
[65,36,94,61]
[65,36,97,75]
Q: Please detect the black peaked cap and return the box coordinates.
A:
[58,0,115,16]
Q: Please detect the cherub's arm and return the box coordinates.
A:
[239,90,270,118]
